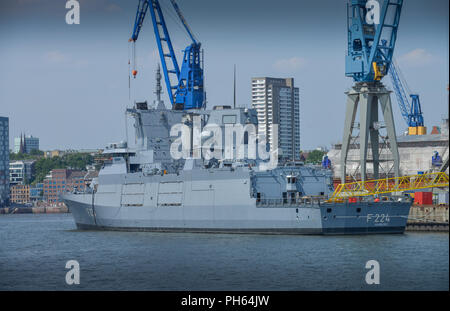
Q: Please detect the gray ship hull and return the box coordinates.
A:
[63,193,411,235]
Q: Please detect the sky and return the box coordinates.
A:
[0,0,448,151]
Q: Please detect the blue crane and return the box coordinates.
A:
[346,0,403,83]
[389,58,425,132]
[129,0,204,110]
[341,0,404,182]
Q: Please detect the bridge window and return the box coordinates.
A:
[222,115,236,124]
[353,39,362,51]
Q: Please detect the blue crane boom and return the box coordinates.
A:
[346,0,403,83]
[129,0,204,110]
[389,59,410,125]
[169,0,197,44]
[408,94,424,127]
[389,58,425,129]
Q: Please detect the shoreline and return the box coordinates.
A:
[406,222,449,232]
[0,206,69,214]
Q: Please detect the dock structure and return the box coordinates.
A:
[328,118,450,180]
[407,204,449,232]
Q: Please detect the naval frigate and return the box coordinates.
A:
[61,71,411,235]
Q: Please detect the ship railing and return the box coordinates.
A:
[257,198,283,206]
[69,187,94,195]
[256,197,326,207]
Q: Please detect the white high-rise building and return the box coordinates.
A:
[251,77,300,161]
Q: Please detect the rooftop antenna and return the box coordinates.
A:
[233,64,236,109]
[154,63,165,109]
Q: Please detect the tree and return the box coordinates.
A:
[10,149,44,161]
[29,149,44,156]
[33,157,65,185]
[31,153,94,185]
[10,152,33,161]
[305,150,327,164]
[63,153,93,170]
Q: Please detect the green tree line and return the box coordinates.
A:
[9,149,44,161]
[301,150,328,164]
[10,152,94,185]
[33,153,94,185]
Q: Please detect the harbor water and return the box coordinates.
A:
[0,213,448,291]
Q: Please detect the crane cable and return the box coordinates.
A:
[393,57,413,96]
[128,39,138,104]
[128,42,131,101]
[160,0,198,43]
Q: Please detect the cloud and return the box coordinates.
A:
[106,3,122,12]
[398,49,435,67]
[75,59,89,66]
[43,50,88,66]
[44,51,69,63]
[16,0,46,4]
[273,57,307,73]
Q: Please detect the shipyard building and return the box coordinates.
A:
[327,118,449,179]
[251,77,300,161]
[0,116,9,207]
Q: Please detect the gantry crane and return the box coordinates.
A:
[341,0,403,183]
[129,0,205,110]
[388,59,426,135]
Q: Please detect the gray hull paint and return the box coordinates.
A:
[320,202,410,234]
[63,194,411,235]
